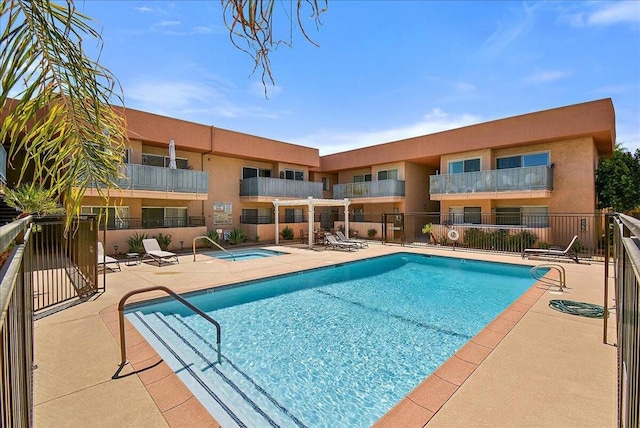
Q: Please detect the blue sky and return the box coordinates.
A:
[78,1,640,155]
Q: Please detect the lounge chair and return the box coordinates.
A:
[324,232,359,252]
[142,238,179,266]
[335,230,368,248]
[522,235,579,263]
[97,241,120,272]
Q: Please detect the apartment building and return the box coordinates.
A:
[2,98,614,253]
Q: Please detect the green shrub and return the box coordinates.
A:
[154,233,172,251]
[281,226,294,240]
[367,228,377,238]
[538,241,550,249]
[205,230,220,247]
[228,227,249,245]
[126,232,148,254]
[462,228,537,252]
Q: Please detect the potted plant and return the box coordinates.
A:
[421,223,434,243]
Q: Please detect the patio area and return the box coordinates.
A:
[32,243,616,427]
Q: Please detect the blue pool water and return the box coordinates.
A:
[126,253,542,427]
[207,248,286,261]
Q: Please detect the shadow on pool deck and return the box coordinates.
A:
[33,244,617,428]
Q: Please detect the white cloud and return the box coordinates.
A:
[157,21,181,27]
[455,82,475,92]
[475,3,539,59]
[295,109,482,155]
[524,69,569,84]
[124,78,283,123]
[569,1,640,27]
[134,7,153,13]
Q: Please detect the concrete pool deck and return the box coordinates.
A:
[33,243,617,427]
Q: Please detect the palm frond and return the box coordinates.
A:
[0,0,127,232]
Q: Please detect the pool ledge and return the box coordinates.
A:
[373,277,549,427]
[99,266,553,428]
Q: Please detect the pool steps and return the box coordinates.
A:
[129,311,305,427]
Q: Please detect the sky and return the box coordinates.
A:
[77,1,640,155]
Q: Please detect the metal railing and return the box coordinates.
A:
[429,165,553,195]
[89,164,208,194]
[31,217,99,312]
[240,177,323,198]
[116,286,221,374]
[97,216,205,230]
[192,236,235,261]
[611,213,640,427]
[333,179,405,199]
[0,217,33,428]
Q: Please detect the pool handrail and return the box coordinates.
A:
[530,263,566,292]
[116,285,221,371]
[193,236,235,261]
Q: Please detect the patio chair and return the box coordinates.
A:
[335,230,368,248]
[324,232,359,252]
[142,238,179,266]
[299,228,309,244]
[97,241,121,272]
[522,235,580,263]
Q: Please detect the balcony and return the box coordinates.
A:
[84,164,208,200]
[333,179,405,201]
[240,177,323,200]
[429,166,553,200]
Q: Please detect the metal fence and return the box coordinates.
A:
[612,213,640,428]
[31,216,100,312]
[97,216,205,230]
[337,212,607,259]
[0,217,33,427]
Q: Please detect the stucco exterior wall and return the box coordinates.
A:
[404,162,433,213]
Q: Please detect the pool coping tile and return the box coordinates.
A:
[97,262,552,428]
[100,303,221,428]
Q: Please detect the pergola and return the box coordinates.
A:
[273,197,351,249]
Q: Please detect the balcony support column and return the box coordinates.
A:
[274,201,280,245]
[344,201,350,237]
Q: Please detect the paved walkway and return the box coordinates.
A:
[33,244,617,427]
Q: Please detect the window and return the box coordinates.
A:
[242,166,271,179]
[377,169,398,180]
[81,206,130,229]
[496,206,549,227]
[284,208,304,223]
[241,208,272,224]
[284,169,304,181]
[449,206,481,224]
[353,174,372,182]
[322,177,331,191]
[142,207,187,228]
[142,153,189,169]
[123,148,131,164]
[497,152,549,169]
[449,158,480,174]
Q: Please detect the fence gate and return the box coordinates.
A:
[31,216,99,313]
[382,213,404,245]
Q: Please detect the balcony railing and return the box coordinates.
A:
[98,216,205,230]
[240,177,323,198]
[0,144,6,184]
[89,164,208,194]
[429,166,553,195]
[333,179,406,199]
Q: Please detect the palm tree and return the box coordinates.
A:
[0,0,327,232]
[1,0,128,231]
[3,183,64,219]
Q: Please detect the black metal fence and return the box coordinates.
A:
[31,217,100,312]
[97,216,205,230]
[0,217,33,428]
[612,213,640,427]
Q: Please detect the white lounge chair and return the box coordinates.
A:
[324,232,359,252]
[142,238,179,266]
[97,241,120,272]
[522,235,579,263]
[335,230,368,248]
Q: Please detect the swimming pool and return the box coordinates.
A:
[207,248,286,261]
[126,253,542,427]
